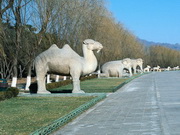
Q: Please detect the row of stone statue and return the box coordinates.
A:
[143,65,180,72]
[100,58,143,78]
[34,39,142,94]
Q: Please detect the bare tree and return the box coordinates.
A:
[24,0,61,90]
[0,0,14,21]
[9,0,33,87]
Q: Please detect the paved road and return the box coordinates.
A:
[52,71,180,135]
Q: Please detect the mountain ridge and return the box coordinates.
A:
[138,38,180,51]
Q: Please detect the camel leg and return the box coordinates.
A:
[72,79,85,93]
[36,69,50,94]
[71,74,85,93]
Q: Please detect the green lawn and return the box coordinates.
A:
[0,75,141,134]
[0,96,94,135]
[50,78,128,93]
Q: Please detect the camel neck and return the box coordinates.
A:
[83,45,95,59]
[82,44,97,75]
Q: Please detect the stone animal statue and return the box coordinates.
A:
[173,66,179,70]
[34,39,103,93]
[153,65,161,72]
[144,65,151,72]
[165,66,171,71]
[101,58,132,77]
[130,58,143,74]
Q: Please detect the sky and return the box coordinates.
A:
[107,0,180,44]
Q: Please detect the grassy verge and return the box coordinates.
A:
[1,74,144,134]
[0,96,95,135]
[50,78,129,93]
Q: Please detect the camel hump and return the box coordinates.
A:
[49,44,59,49]
[62,44,71,49]
[61,44,79,57]
[62,44,74,52]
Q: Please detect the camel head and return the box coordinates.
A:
[83,39,103,53]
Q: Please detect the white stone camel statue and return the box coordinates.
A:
[101,58,132,77]
[34,39,103,93]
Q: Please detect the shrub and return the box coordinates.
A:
[7,87,19,97]
[47,74,97,90]
[0,87,19,101]
[46,80,72,90]
[5,90,13,99]
[0,91,6,101]
[29,74,97,93]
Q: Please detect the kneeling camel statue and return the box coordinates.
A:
[34,39,103,93]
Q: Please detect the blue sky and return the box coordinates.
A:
[107,0,180,44]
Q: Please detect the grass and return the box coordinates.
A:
[0,74,142,134]
[50,78,129,93]
[0,96,94,135]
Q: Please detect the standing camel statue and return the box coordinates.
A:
[34,39,103,93]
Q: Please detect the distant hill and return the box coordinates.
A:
[138,38,180,51]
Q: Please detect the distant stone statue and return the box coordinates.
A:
[144,65,151,72]
[153,65,161,72]
[34,39,103,93]
[130,58,143,73]
[101,58,132,77]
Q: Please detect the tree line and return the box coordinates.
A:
[0,0,180,81]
